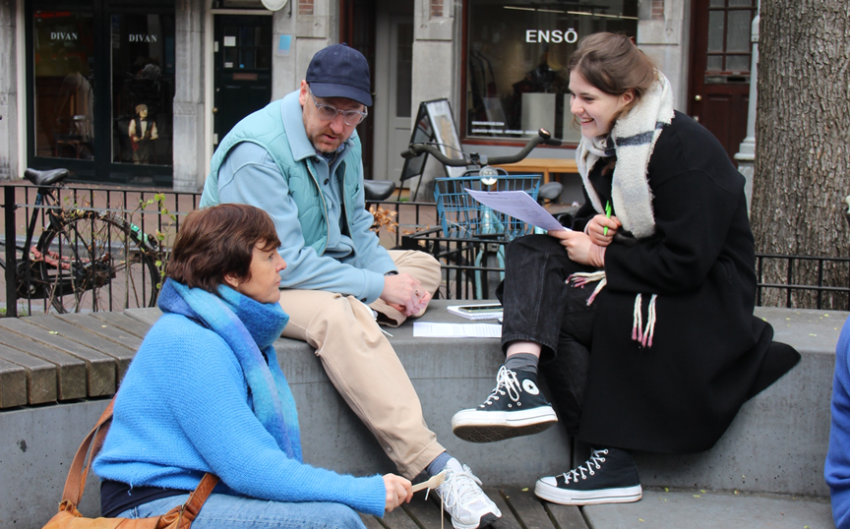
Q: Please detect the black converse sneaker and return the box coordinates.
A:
[452,365,557,443]
[534,448,642,505]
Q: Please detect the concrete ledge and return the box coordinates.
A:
[0,303,843,528]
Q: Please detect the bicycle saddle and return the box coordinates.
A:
[363,180,396,202]
[538,181,564,201]
[24,168,70,186]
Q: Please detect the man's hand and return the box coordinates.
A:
[383,474,412,512]
[381,273,430,316]
[586,214,620,246]
[548,229,606,268]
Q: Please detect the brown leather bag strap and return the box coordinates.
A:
[181,474,220,520]
[61,397,116,507]
[61,395,220,524]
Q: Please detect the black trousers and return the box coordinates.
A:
[496,234,597,434]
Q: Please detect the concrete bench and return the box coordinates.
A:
[0,303,839,528]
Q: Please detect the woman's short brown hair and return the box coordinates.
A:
[166,203,281,293]
[568,32,657,122]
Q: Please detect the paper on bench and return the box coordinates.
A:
[413,322,502,338]
[464,188,569,232]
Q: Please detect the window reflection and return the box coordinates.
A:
[33,10,96,160]
[111,13,175,165]
[466,1,637,141]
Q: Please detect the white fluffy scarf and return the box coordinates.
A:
[575,72,675,239]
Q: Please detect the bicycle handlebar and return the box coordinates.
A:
[401,128,563,168]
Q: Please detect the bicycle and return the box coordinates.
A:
[401,129,564,299]
[1,168,161,314]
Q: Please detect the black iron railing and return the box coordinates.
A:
[1,182,434,315]
[4,181,850,312]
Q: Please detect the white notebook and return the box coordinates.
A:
[447,303,503,321]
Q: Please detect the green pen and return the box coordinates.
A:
[603,201,612,236]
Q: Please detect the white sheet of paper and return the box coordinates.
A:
[413,322,502,338]
[464,188,570,232]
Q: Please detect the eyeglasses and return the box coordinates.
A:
[307,86,368,126]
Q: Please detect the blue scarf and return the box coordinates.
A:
[157,278,302,461]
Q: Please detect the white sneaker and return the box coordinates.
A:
[433,458,501,529]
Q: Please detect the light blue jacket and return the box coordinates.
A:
[200,91,395,303]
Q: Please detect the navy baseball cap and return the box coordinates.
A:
[306,43,372,107]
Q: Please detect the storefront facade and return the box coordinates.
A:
[0,0,756,191]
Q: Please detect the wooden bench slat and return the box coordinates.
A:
[402,494,447,528]
[56,313,144,350]
[123,307,163,328]
[0,326,87,400]
[91,312,154,339]
[29,315,136,382]
[0,357,27,409]
[488,491,524,529]
[0,319,116,397]
[502,487,564,529]
[358,514,385,529]
[381,503,421,529]
[543,502,589,529]
[0,343,57,404]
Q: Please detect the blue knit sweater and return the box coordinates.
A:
[828,316,850,528]
[92,286,387,516]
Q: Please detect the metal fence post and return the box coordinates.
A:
[4,186,17,317]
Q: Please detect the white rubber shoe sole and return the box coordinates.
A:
[452,406,558,443]
[534,476,643,505]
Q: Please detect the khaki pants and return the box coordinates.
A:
[279,250,444,478]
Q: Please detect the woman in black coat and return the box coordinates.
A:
[451,32,800,506]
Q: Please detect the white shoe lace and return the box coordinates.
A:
[480,365,521,408]
[436,464,489,512]
[561,448,608,484]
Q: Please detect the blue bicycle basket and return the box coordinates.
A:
[434,175,541,239]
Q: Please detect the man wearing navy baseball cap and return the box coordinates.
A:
[200,44,501,529]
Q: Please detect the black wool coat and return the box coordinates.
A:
[573,111,799,454]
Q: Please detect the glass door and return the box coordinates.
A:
[32,8,96,161]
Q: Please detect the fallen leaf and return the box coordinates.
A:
[49,331,59,335]
[521,487,528,492]
[693,494,701,498]
[700,489,706,493]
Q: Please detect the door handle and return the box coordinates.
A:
[694,95,702,102]
[212,107,219,114]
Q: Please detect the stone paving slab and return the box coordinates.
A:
[583,489,834,529]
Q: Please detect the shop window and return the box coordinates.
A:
[111,13,175,165]
[465,0,637,143]
[32,9,96,160]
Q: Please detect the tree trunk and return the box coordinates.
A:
[751,0,850,309]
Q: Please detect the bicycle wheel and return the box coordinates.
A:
[36,211,160,313]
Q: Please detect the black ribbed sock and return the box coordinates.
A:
[505,352,539,376]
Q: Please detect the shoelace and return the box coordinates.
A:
[481,365,521,407]
[561,448,608,484]
[436,464,487,510]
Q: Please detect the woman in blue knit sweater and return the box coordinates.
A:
[93,203,412,528]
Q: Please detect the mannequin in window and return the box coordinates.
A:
[129,104,158,164]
